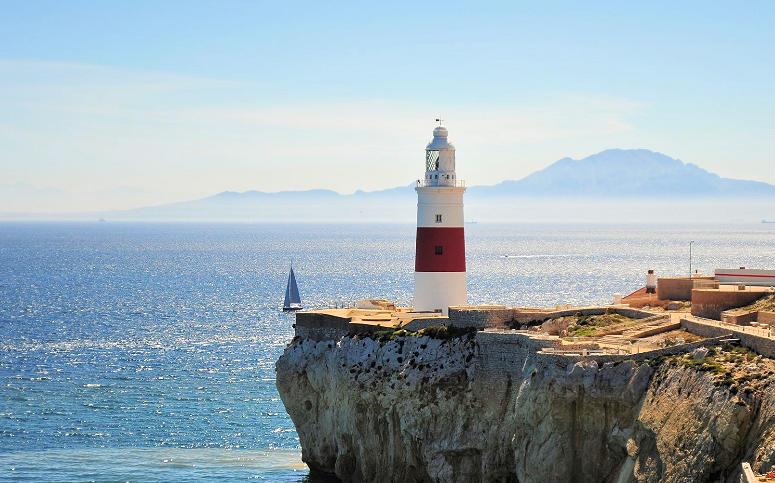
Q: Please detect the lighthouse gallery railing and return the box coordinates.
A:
[416,179,466,188]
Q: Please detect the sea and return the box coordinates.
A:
[1,222,774,481]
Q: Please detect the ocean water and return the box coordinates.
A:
[1,222,774,481]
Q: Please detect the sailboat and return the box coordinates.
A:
[283,265,303,311]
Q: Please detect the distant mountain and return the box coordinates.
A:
[470,149,775,198]
[4,149,775,222]
[103,184,418,222]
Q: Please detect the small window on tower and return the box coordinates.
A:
[435,245,443,255]
[435,214,442,223]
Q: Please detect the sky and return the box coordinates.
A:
[1,1,774,212]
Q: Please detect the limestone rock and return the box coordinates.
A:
[276,333,775,482]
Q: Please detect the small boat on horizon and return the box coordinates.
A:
[283,265,303,311]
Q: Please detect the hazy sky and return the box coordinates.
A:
[1,1,773,212]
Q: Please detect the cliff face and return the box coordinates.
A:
[275,332,775,482]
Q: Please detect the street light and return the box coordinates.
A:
[689,240,694,278]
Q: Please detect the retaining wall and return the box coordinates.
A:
[474,328,731,373]
[681,318,775,359]
[295,312,351,341]
[720,311,758,326]
[691,289,767,320]
[449,306,657,330]
[657,277,713,301]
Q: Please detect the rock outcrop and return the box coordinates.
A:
[275,331,775,482]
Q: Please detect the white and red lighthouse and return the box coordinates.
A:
[413,124,467,314]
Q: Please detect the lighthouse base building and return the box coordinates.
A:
[413,125,467,314]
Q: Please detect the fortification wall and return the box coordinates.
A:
[721,311,758,326]
[534,336,731,370]
[295,312,351,341]
[449,306,657,330]
[474,328,729,374]
[691,289,766,319]
[474,331,556,377]
[448,306,514,329]
[629,321,680,338]
[681,318,775,359]
[657,277,714,301]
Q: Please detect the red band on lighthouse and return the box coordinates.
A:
[415,227,466,272]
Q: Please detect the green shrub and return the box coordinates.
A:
[420,325,476,340]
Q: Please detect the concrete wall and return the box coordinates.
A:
[657,277,714,301]
[691,289,766,320]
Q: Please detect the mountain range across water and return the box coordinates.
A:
[4,149,775,223]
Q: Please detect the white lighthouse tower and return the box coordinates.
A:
[413,123,467,314]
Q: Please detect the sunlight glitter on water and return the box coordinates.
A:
[1,222,774,481]
[0,448,308,481]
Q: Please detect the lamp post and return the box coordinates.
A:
[689,240,694,278]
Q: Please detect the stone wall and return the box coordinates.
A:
[295,312,351,341]
[449,306,657,330]
[448,306,514,329]
[681,318,775,359]
[720,311,758,326]
[629,321,680,338]
[721,310,775,326]
[691,289,766,320]
[474,331,557,377]
[474,329,730,374]
[534,336,731,370]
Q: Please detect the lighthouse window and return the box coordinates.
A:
[425,151,439,171]
[435,214,442,223]
[435,245,443,255]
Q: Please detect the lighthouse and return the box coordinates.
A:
[413,123,467,314]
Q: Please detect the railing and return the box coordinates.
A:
[693,279,719,289]
[416,179,466,188]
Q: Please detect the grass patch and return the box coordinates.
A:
[562,312,644,338]
[733,294,775,313]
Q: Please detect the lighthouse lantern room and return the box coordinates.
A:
[414,124,467,314]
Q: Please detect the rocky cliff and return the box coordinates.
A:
[275,330,775,482]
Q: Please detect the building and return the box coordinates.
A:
[413,124,467,314]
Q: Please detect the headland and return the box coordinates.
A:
[277,281,775,482]
[275,126,775,482]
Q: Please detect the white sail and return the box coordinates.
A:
[283,267,302,310]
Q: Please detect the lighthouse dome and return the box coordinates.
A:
[426,126,454,151]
